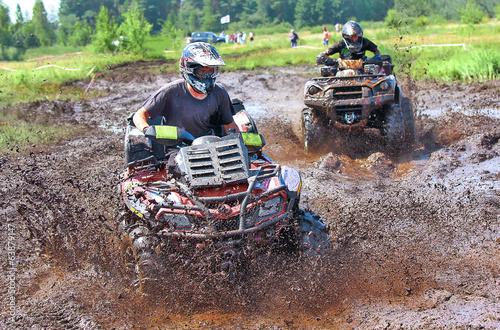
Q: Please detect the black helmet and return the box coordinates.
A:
[342,21,363,52]
[179,42,225,95]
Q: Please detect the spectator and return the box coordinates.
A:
[289,29,299,48]
[242,31,247,44]
[249,31,255,41]
[322,26,330,47]
[335,23,341,33]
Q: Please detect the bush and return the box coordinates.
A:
[459,1,484,25]
[415,16,430,27]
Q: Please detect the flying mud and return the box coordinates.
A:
[0,62,499,329]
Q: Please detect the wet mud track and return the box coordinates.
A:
[1,62,499,329]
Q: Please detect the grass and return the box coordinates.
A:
[0,112,80,153]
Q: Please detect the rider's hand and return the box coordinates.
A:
[316,53,328,65]
[143,126,154,137]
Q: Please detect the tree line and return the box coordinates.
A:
[0,0,498,60]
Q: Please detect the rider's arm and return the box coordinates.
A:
[373,48,381,56]
[223,121,240,134]
[133,107,151,132]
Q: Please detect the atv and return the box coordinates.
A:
[301,55,415,157]
[119,99,329,290]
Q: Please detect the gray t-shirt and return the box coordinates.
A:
[143,79,234,138]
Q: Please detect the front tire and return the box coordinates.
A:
[383,97,416,158]
[301,108,325,152]
[296,210,330,255]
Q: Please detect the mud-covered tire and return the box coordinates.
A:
[118,214,160,294]
[383,97,416,158]
[297,210,330,255]
[301,108,325,152]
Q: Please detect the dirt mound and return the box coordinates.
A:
[1,63,499,329]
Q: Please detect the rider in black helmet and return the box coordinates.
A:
[316,21,381,65]
[133,42,239,138]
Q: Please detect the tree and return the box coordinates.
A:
[32,0,56,46]
[68,21,92,46]
[394,0,434,18]
[201,0,218,31]
[59,0,121,28]
[118,1,152,53]
[92,6,118,52]
[0,1,11,59]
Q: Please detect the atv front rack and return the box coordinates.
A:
[152,164,292,239]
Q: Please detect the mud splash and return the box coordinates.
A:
[0,63,499,329]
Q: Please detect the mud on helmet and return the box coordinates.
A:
[342,21,363,53]
[179,42,225,95]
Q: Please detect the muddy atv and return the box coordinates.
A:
[302,55,415,156]
[119,100,329,290]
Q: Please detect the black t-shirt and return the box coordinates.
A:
[143,79,235,138]
[326,37,378,60]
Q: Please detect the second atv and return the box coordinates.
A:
[301,55,415,157]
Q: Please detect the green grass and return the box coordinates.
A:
[0,112,80,153]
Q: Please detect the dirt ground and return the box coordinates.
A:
[0,61,499,329]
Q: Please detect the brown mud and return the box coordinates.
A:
[1,62,499,329]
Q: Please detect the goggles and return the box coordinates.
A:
[191,65,220,80]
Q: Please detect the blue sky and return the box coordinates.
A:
[3,0,60,21]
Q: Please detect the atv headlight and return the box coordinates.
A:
[379,81,389,91]
[257,196,283,219]
[161,213,192,230]
[308,85,321,95]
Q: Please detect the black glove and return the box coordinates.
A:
[316,53,328,65]
[324,58,336,66]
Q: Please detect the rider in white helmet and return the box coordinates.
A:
[133,42,239,138]
[316,21,381,65]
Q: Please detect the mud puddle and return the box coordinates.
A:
[1,63,499,329]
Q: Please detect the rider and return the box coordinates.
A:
[133,42,239,138]
[316,21,381,65]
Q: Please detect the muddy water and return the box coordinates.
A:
[1,63,499,329]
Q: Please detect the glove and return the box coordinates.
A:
[324,58,336,66]
[143,125,195,146]
[315,53,328,65]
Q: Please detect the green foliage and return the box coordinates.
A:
[69,21,92,47]
[459,1,485,24]
[160,19,184,51]
[32,0,56,46]
[201,0,218,31]
[118,1,153,53]
[0,118,77,153]
[415,16,430,27]
[496,3,500,18]
[91,6,118,53]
